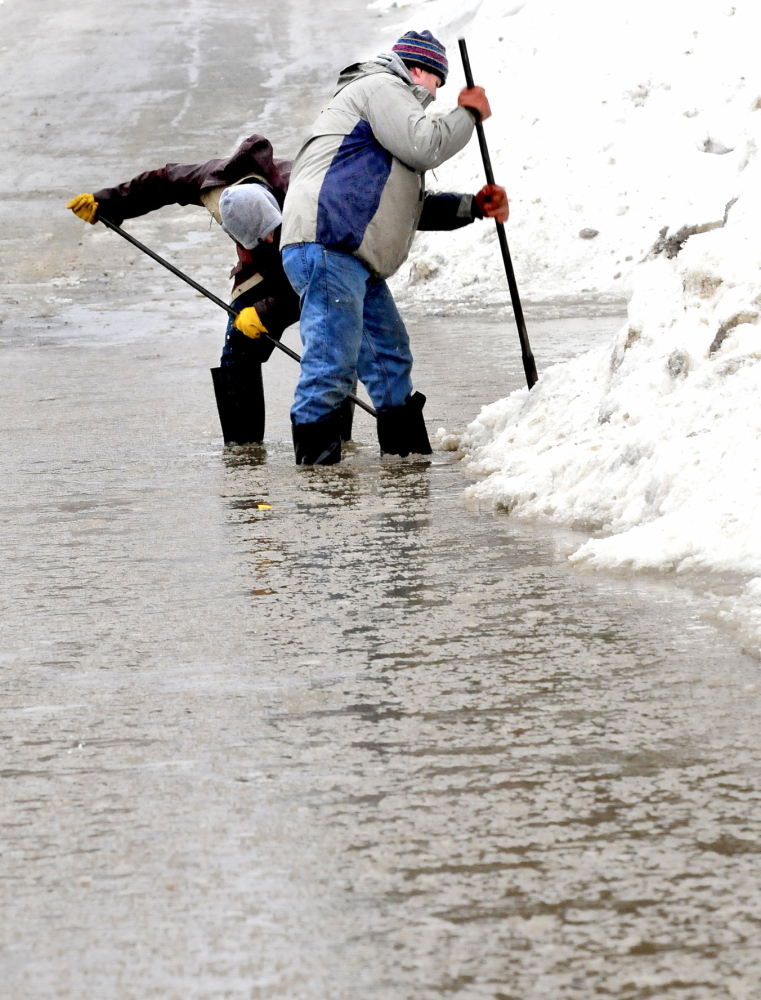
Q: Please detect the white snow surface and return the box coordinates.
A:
[380,0,761,651]
[381,0,760,306]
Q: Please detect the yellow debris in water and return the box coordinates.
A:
[256,503,273,510]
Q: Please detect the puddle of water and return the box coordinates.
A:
[3,303,761,999]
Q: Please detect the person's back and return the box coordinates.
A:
[282,47,477,278]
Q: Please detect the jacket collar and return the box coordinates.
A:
[334,53,434,108]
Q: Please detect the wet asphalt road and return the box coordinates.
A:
[2,2,761,998]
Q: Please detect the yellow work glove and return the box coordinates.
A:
[66,193,99,224]
[233,306,268,339]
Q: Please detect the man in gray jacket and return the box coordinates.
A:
[281,29,508,464]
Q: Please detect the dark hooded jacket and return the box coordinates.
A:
[93,135,299,337]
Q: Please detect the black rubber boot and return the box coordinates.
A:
[376,391,432,457]
[292,410,342,465]
[338,394,355,443]
[210,362,265,445]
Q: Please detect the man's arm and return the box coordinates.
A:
[418,193,478,231]
[250,281,301,336]
[233,240,301,338]
[364,78,475,172]
[418,185,509,230]
[92,161,213,225]
[233,283,301,342]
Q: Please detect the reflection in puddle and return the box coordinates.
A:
[4,309,761,996]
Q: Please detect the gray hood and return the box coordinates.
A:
[372,50,414,83]
[333,52,434,109]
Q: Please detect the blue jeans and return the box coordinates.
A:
[282,242,413,425]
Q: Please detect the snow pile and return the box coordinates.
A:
[454,96,761,649]
[459,167,761,574]
[456,214,761,645]
[377,0,761,307]
[380,0,761,650]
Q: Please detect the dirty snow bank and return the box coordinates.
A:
[455,104,761,650]
[389,0,761,650]
[456,189,761,648]
[377,0,761,308]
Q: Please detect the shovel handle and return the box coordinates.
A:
[97,216,377,416]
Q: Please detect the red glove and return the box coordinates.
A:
[475,184,509,224]
[458,86,492,123]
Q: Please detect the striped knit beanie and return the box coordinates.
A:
[392,30,448,86]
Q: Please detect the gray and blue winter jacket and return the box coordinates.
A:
[281,53,479,279]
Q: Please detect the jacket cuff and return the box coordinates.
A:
[92,192,123,227]
[465,194,482,220]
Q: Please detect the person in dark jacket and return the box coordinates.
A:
[281,31,508,465]
[67,134,302,446]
